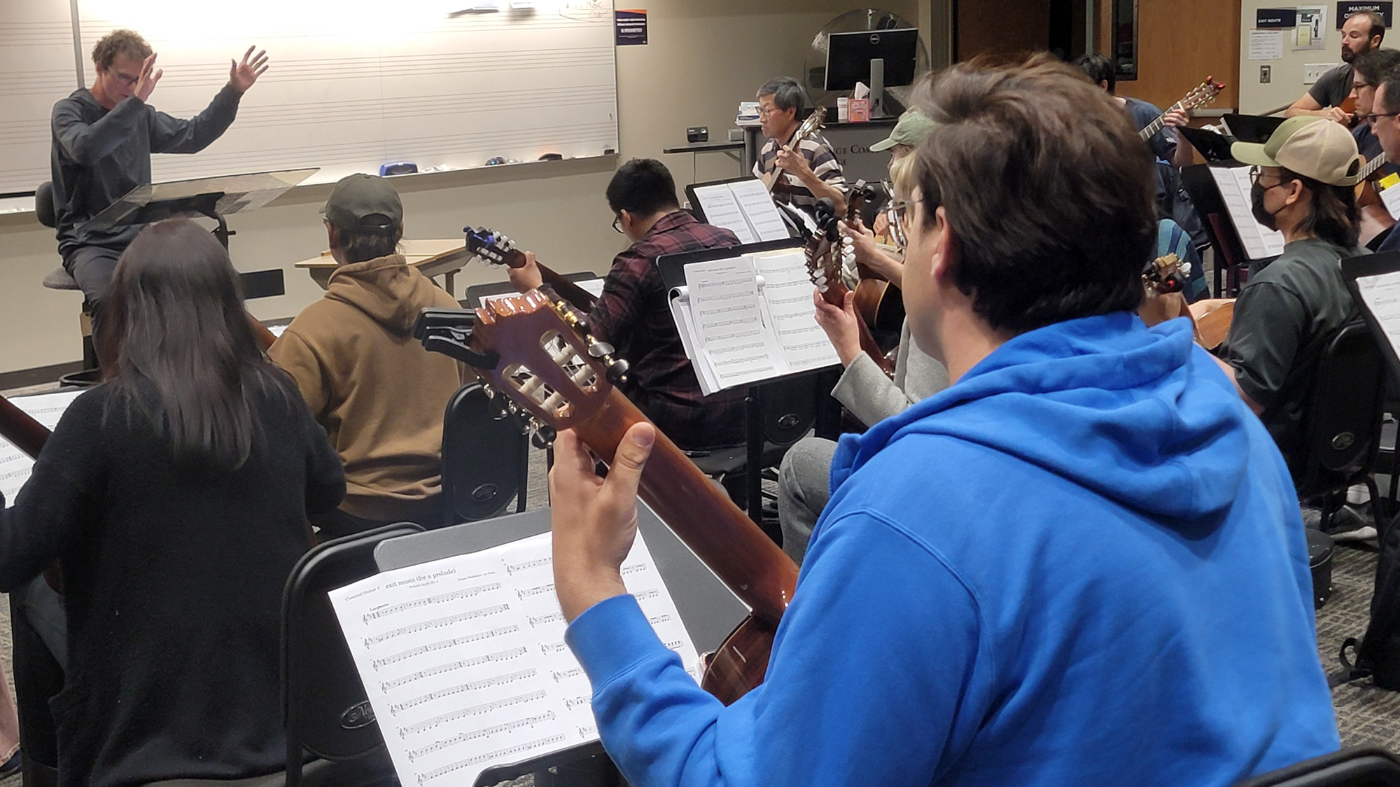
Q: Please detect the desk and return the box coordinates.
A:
[664,140,746,181]
[293,239,471,292]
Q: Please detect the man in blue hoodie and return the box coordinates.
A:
[547,56,1340,787]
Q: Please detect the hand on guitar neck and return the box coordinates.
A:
[466,226,600,313]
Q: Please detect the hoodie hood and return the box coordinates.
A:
[833,313,1250,521]
[325,254,442,334]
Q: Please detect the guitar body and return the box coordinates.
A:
[853,275,905,335]
[702,615,780,705]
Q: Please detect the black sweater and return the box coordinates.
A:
[0,378,345,787]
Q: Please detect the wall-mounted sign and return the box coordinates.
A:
[1257,8,1299,27]
[615,9,648,45]
[1337,1,1392,27]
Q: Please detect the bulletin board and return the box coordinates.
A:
[0,0,619,199]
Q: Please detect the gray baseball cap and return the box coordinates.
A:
[321,173,403,230]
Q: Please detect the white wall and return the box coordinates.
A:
[1237,1,1345,114]
[0,0,919,375]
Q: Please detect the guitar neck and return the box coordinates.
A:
[823,280,894,376]
[1361,152,1390,181]
[536,262,599,313]
[0,394,51,460]
[573,389,798,623]
[247,312,278,352]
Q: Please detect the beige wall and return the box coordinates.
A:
[0,0,916,375]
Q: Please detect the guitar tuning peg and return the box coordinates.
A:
[605,358,630,386]
[587,341,615,358]
[532,424,557,449]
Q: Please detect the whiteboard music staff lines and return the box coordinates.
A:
[0,1,82,195]
[328,530,699,787]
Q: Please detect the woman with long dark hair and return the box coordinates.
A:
[0,219,345,786]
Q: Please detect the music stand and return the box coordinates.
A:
[1179,163,1279,297]
[1221,113,1286,144]
[374,502,750,787]
[83,168,318,249]
[1177,126,1237,163]
[655,239,835,525]
[1342,252,1400,380]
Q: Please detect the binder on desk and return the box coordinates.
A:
[656,241,840,394]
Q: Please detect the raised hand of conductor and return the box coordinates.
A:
[135,53,163,103]
[230,46,269,93]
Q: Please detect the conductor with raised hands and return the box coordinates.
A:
[49,29,268,346]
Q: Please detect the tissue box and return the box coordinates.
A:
[848,99,870,123]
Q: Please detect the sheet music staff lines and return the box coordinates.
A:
[416,735,570,785]
[389,669,539,716]
[363,582,503,623]
[398,690,550,738]
[380,647,530,693]
[406,712,559,762]
[362,605,512,648]
[372,626,521,671]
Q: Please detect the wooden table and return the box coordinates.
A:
[293,239,471,292]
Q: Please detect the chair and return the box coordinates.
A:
[35,181,101,376]
[1294,322,1389,534]
[1233,746,1400,786]
[688,374,821,543]
[440,382,530,524]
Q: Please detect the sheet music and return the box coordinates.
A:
[685,257,782,389]
[1355,270,1400,363]
[479,279,603,309]
[727,180,791,242]
[1,389,85,505]
[691,185,758,245]
[692,181,789,244]
[1209,166,1286,259]
[1381,183,1400,221]
[752,250,840,372]
[330,529,698,787]
[668,289,719,394]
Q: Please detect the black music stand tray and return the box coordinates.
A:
[83,168,318,249]
[374,503,749,787]
[655,239,837,525]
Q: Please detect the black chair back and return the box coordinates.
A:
[1295,321,1387,500]
[761,375,819,449]
[1233,746,1400,786]
[441,382,529,524]
[281,523,423,785]
[36,182,56,229]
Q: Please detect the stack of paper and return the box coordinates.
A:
[1,389,84,505]
[329,530,699,787]
[691,180,790,244]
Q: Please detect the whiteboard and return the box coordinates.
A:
[0,0,81,197]
[3,0,617,197]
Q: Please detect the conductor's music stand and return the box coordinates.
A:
[84,168,318,249]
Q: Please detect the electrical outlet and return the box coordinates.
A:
[1260,65,1272,84]
[1304,63,1337,84]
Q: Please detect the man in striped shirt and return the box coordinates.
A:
[752,76,848,216]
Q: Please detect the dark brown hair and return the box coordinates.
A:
[911,55,1156,334]
[1347,10,1387,43]
[103,219,296,472]
[1279,168,1360,248]
[91,29,153,71]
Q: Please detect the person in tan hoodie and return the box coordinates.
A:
[271,174,469,536]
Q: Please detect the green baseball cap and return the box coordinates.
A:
[870,109,937,152]
[321,173,404,230]
[1230,116,1362,187]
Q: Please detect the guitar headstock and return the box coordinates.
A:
[803,198,844,298]
[414,292,629,440]
[846,179,873,223]
[793,106,828,146]
[1143,252,1190,295]
[465,226,526,269]
[1180,76,1226,113]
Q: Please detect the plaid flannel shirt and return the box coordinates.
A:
[587,211,749,450]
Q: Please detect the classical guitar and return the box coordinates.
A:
[766,107,829,198]
[804,199,895,377]
[1354,151,1390,209]
[464,227,599,313]
[0,395,63,592]
[1139,76,1226,142]
[414,297,799,705]
[848,181,907,335]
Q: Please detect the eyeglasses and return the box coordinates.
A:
[1354,81,1375,91]
[1247,165,1277,186]
[1365,111,1400,124]
[611,215,624,234]
[758,106,782,119]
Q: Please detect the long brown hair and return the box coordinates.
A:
[102,219,295,471]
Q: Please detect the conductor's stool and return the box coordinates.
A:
[34,182,100,377]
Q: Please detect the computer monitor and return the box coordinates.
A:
[824,28,918,91]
